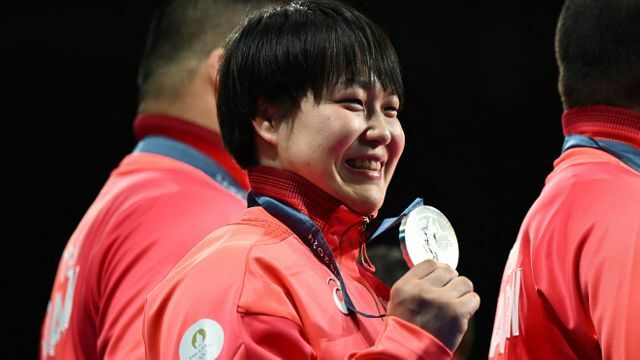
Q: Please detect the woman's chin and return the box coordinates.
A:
[344,197,382,216]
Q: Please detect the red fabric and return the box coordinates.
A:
[490,106,640,359]
[40,153,246,359]
[562,105,640,148]
[249,165,343,231]
[143,166,451,359]
[134,113,250,190]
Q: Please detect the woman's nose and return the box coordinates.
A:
[364,112,392,145]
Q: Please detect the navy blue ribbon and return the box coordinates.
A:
[133,135,246,198]
[248,192,424,318]
[370,198,424,241]
[562,134,640,173]
[248,192,386,318]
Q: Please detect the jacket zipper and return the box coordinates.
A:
[337,216,385,317]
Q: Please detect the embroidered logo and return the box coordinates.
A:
[179,319,224,360]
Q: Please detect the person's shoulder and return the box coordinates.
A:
[142,210,311,358]
[167,205,318,291]
[113,152,243,196]
[546,148,640,198]
[529,148,640,234]
[144,206,303,314]
[163,206,296,275]
[100,153,245,216]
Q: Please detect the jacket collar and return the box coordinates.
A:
[133,113,250,190]
[562,105,640,149]
[248,166,368,273]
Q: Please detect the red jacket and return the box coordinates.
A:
[40,115,247,359]
[143,166,451,359]
[489,106,640,359]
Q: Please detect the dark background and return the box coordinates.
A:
[8,1,564,358]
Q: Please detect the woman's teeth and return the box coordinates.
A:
[347,159,382,171]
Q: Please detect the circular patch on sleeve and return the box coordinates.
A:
[179,318,224,360]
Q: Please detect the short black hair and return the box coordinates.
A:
[218,0,404,168]
[138,0,276,102]
[555,0,640,109]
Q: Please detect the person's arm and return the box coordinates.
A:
[580,207,640,359]
[143,232,478,360]
[143,262,473,359]
[239,313,451,359]
[348,316,452,359]
[237,259,477,359]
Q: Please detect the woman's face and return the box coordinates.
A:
[274,80,405,215]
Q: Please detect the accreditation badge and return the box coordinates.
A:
[399,205,459,269]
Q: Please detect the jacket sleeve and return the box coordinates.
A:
[238,314,316,358]
[349,316,452,359]
[580,205,640,359]
[239,313,452,359]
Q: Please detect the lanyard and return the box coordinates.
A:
[562,134,640,173]
[370,198,424,241]
[133,135,246,198]
[248,192,423,318]
[248,192,385,318]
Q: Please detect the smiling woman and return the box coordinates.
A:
[142,1,480,358]
[254,84,404,215]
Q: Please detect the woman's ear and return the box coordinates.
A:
[205,47,225,93]
[252,100,279,146]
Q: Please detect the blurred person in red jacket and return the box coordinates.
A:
[489,0,640,358]
[40,1,276,359]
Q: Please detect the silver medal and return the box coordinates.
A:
[399,205,459,269]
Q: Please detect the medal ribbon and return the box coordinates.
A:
[369,198,424,241]
[562,134,640,173]
[248,192,387,318]
[248,192,424,318]
[133,135,247,198]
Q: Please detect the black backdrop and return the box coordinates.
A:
[8,1,564,358]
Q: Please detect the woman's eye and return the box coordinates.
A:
[340,99,364,109]
[384,106,398,117]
